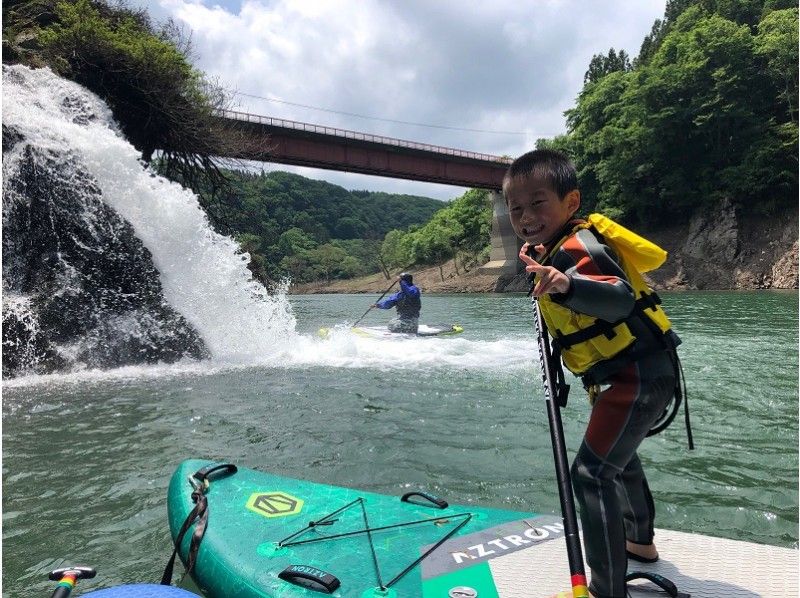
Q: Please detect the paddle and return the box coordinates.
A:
[530,297,590,598]
[48,566,96,598]
[352,279,397,327]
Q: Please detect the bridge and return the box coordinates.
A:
[216,109,522,275]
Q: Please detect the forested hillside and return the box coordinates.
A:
[195,170,447,285]
[541,0,797,224]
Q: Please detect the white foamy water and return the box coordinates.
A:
[2,332,538,390]
[3,65,297,364]
[2,65,536,385]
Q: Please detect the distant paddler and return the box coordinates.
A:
[371,272,421,334]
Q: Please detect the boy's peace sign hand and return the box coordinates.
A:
[519,242,571,297]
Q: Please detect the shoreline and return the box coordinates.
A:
[290,211,799,295]
[287,262,800,295]
[288,260,508,295]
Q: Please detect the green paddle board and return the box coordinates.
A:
[168,460,798,597]
[167,459,560,597]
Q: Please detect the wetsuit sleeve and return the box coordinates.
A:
[376,290,402,309]
[550,228,635,322]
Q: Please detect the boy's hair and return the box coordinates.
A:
[503,149,578,199]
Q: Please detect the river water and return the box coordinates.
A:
[2,290,797,596]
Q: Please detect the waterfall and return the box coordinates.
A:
[2,65,298,376]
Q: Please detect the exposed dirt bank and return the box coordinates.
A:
[290,202,798,294]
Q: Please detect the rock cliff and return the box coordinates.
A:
[496,200,798,293]
[2,124,209,377]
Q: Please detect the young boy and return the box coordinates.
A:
[503,149,681,598]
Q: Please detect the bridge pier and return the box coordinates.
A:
[479,190,522,276]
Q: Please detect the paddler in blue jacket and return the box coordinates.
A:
[373,273,421,333]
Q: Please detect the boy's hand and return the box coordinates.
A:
[519,243,571,297]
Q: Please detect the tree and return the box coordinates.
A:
[561,5,797,223]
[439,189,491,271]
[330,239,381,276]
[635,19,668,67]
[308,245,354,283]
[753,8,799,124]
[565,70,635,218]
[380,230,412,274]
[584,48,632,84]
[30,0,265,192]
[637,12,772,212]
[334,216,368,239]
[277,228,317,257]
[412,222,459,281]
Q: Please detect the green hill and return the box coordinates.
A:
[197,170,448,285]
[542,0,797,223]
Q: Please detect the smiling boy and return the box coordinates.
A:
[504,149,682,598]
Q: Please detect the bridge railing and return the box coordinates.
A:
[218,109,512,164]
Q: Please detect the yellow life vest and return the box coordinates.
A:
[538,214,674,376]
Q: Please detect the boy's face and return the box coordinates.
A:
[504,173,580,246]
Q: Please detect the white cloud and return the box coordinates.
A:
[139,0,666,199]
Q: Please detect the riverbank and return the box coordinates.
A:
[290,260,502,294]
[290,204,798,294]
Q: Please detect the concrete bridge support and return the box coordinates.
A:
[478,190,523,275]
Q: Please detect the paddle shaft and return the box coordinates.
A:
[353,280,397,326]
[531,298,589,598]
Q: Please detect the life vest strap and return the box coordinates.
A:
[552,319,617,352]
[551,290,662,353]
[638,290,662,311]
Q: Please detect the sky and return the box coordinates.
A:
[133,0,667,200]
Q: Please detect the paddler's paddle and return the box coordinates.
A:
[530,297,590,598]
[48,566,96,597]
[352,279,397,327]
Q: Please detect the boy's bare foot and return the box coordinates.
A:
[626,540,659,562]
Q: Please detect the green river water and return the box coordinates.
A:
[2,291,798,596]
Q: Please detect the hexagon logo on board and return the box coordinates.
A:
[246,491,304,518]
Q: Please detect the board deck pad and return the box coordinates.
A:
[168,460,798,597]
[351,324,462,338]
[318,324,463,339]
[85,585,199,597]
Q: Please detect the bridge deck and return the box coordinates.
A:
[216,109,511,189]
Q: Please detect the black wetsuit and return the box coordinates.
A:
[545,227,680,598]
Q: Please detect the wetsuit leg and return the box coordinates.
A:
[571,352,674,598]
[617,453,656,545]
[388,316,418,333]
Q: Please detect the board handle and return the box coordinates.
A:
[278,565,340,593]
[400,491,448,509]
[192,462,238,483]
[625,571,688,597]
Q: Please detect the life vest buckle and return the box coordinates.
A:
[596,319,618,341]
[637,291,662,312]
